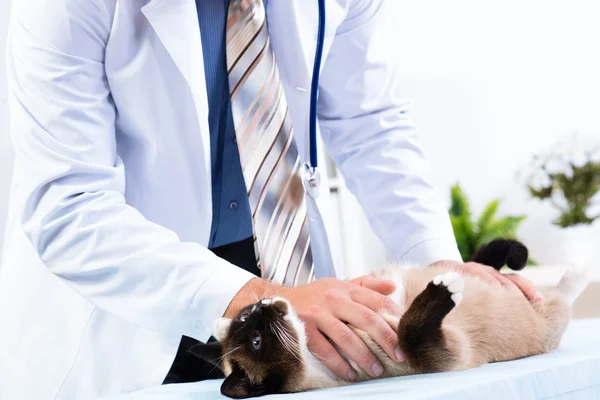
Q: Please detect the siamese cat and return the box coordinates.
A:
[189,239,588,398]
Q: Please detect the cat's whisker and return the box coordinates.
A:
[219,345,241,362]
[272,321,302,363]
[204,345,242,376]
[279,325,298,348]
[273,322,288,346]
[250,288,260,303]
[272,321,290,344]
[272,329,290,357]
[262,285,284,300]
[308,349,327,362]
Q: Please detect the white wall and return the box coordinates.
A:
[339,0,600,271]
[1,1,600,266]
[0,2,12,256]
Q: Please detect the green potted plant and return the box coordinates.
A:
[524,132,600,266]
[449,183,531,264]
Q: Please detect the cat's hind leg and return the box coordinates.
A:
[531,293,571,353]
[556,266,588,305]
[533,267,587,353]
[397,272,471,373]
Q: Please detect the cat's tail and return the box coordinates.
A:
[470,239,528,271]
[556,267,589,305]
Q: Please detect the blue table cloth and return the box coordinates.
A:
[105,319,600,400]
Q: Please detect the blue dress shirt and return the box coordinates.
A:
[197,0,254,248]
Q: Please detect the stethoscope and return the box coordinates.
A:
[301,0,326,199]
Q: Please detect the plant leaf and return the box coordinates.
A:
[476,199,500,246]
[449,184,472,218]
[449,184,529,262]
[479,216,526,246]
[451,215,474,261]
[449,184,476,260]
[528,185,553,199]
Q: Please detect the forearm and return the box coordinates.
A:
[317,0,460,266]
[18,177,256,339]
[8,6,256,341]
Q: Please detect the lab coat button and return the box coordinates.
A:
[195,320,203,330]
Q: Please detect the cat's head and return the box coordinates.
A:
[189,297,307,398]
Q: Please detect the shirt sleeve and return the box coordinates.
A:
[318,0,462,266]
[7,0,254,342]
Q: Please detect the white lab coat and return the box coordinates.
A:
[0,0,461,398]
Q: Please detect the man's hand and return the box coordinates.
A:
[281,275,404,381]
[225,275,404,381]
[434,261,542,301]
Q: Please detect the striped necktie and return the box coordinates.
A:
[226,0,314,286]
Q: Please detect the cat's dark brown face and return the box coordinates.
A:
[189,298,306,398]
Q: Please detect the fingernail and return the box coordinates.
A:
[371,362,384,376]
[347,370,357,381]
[535,291,544,301]
[394,347,406,362]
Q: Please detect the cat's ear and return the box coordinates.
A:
[221,363,266,399]
[187,341,223,367]
[212,317,232,341]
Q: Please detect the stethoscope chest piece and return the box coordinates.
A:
[302,162,321,199]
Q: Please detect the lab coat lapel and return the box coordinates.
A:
[141,0,211,175]
[266,0,316,161]
[267,0,341,161]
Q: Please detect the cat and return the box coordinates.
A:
[189,239,588,398]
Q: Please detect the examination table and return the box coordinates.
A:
[105,318,600,400]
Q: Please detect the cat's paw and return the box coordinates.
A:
[432,272,464,306]
[557,267,589,305]
[402,271,464,329]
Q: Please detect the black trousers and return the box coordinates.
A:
[163,236,260,384]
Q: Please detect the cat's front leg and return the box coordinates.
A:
[397,272,471,373]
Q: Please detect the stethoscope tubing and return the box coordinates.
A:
[300,0,326,199]
[308,0,326,170]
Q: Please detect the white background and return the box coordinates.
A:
[336,0,600,271]
[1,1,600,266]
[1,2,11,257]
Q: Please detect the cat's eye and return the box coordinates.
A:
[251,334,261,350]
[239,314,249,322]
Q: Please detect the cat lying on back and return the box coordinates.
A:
[190,239,588,398]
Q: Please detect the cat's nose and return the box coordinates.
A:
[251,302,264,314]
[256,298,274,312]
[255,303,265,313]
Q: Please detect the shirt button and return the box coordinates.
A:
[229,201,238,210]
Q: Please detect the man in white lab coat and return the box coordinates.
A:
[0,0,537,398]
